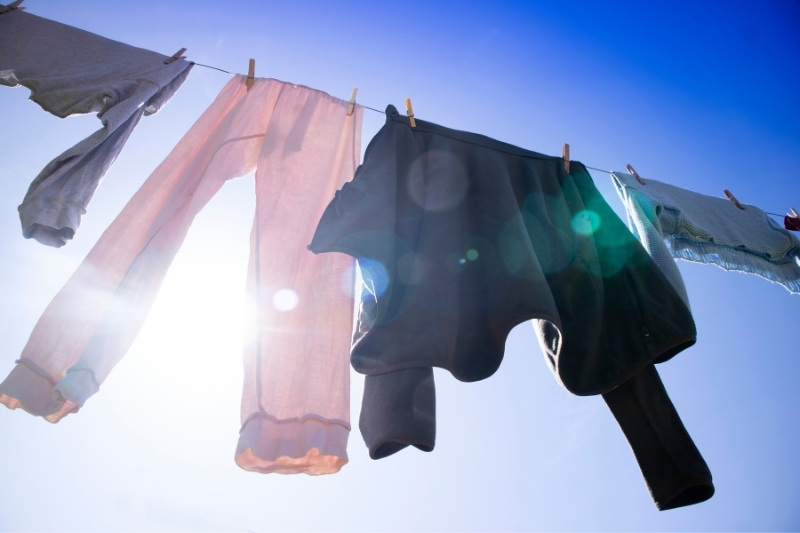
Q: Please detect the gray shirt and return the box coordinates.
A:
[0,7,193,246]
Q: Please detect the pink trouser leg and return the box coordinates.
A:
[0,75,362,475]
[236,82,362,475]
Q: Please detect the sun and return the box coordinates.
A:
[99,180,257,466]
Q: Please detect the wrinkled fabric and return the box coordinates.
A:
[0,75,363,475]
[611,171,691,309]
[311,105,696,391]
[786,215,800,232]
[612,171,800,295]
[0,7,193,246]
[310,105,710,509]
[359,367,436,459]
[603,364,714,510]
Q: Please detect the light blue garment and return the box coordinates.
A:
[0,7,193,246]
[612,171,800,295]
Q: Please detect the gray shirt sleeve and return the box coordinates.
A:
[0,8,193,246]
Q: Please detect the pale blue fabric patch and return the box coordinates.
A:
[612,171,800,295]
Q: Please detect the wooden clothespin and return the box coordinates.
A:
[789,207,799,219]
[163,48,187,65]
[346,87,358,116]
[0,0,25,14]
[405,97,416,127]
[246,59,256,91]
[723,189,746,210]
[625,164,646,185]
[562,144,570,173]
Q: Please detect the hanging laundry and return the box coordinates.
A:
[786,214,800,232]
[611,172,692,309]
[0,75,363,475]
[611,172,800,295]
[0,6,193,246]
[309,105,713,510]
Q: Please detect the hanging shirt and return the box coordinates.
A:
[0,7,193,246]
[309,105,711,509]
[612,171,800,295]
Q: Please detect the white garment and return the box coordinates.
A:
[0,7,193,246]
[612,171,800,295]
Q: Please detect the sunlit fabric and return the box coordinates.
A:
[612,171,800,295]
[0,8,193,246]
[610,172,692,309]
[0,75,362,475]
[310,105,712,509]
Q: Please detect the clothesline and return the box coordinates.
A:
[188,62,788,223]
[194,62,793,222]
[193,62,394,115]
[583,164,785,219]
[193,64,792,222]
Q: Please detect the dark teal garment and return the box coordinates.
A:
[309,105,712,509]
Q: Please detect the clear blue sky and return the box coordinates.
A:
[1,1,799,531]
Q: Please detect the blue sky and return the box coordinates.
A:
[1,1,799,531]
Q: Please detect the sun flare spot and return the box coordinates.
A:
[271,288,299,312]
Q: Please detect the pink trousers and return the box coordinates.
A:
[0,75,363,475]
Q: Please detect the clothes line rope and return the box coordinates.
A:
[585,164,612,174]
[192,64,792,222]
[192,62,232,74]
[584,164,789,219]
[194,62,385,113]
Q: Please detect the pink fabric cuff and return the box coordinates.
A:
[0,360,80,422]
[235,414,350,475]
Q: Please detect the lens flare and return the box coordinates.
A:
[571,210,601,236]
[272,288,298,311]
[358,258,390,299]
[397,252,428,284]
[406,150,469,211]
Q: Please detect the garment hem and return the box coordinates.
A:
[235,412,350,475]
[350,307,562,383]
[668,238,800,295]
[0,360,81,423]
[654,476,715,511]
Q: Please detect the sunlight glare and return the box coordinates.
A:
[271,288,299,311]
